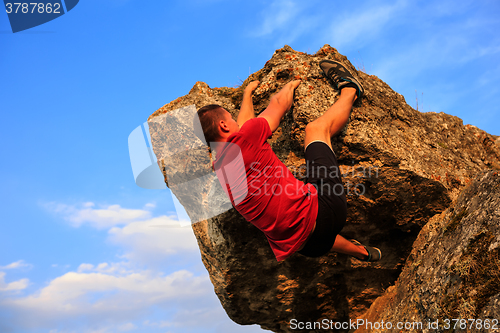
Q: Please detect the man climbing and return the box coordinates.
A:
[194,60,381,262]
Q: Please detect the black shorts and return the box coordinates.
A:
[298,141,347,258]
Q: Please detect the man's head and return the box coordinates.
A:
[194,104,239,146]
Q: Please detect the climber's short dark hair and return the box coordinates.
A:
[194,104,227,145]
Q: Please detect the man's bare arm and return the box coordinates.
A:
[237,80,260,127]
[259,80,301,132]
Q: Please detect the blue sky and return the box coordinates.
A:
[1,0,499,332]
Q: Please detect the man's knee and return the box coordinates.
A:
[305,120,329,135]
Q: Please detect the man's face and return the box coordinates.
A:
[222,110,239,135]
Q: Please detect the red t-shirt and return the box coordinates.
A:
[213,117,318,261]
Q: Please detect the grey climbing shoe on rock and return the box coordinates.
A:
[350,239,382,262]
[319,60,364,100]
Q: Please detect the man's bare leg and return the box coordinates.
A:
[331,234,368,259]
[301,62,382,261]
[303,87,357,150]
[302,89,373,261]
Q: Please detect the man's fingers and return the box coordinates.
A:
[245,80,260,93]
[286,79,301,90]
[251,81,260,89]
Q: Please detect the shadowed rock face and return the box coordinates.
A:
[148,45,500,332]
[357,170,500,333]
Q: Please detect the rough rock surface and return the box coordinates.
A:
[357,170,500,333]
[148,45,500,332]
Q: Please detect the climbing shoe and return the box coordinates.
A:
[350,239,382,262]
[319,60,364,100]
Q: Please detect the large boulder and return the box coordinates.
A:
[357,170,500,333]
[148,45,500,332]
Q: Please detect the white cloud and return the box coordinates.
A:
[370,15,500,89]
[325,1,408,50]
[34,192,267,332]
[144,202,156,209]
[107,215,198,263]
[0,272,30,292]
[0,260,33,270]
[76,262,138,275]
[250,0,321,46]
[44,199,198,268]
[10,202,230,332]
[77,263,95,273]
[43,202,154,229]
[46,200,198,268]
[250,0,410,50]
[457,44,500,64]
[253,0,300,36]
[0,261,262,332]
[118,323,137,331]
[1,268,212,329]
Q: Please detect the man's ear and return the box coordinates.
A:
[219,119,230,133]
